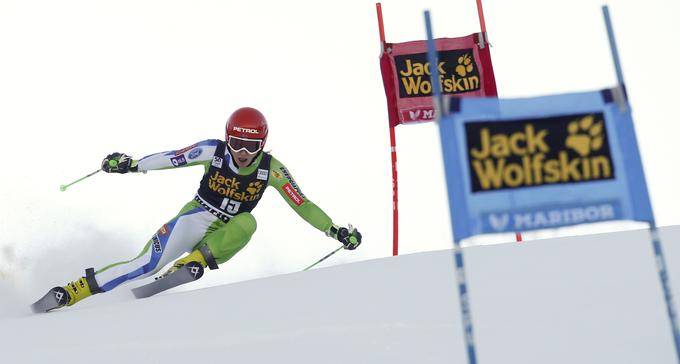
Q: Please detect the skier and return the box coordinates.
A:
[34,107,362,310]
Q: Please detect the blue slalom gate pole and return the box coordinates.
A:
[603,6,680,361]
[602,5,625,87]
[424,10,444,119]
[650,224,680,362]
[425,10,478,364]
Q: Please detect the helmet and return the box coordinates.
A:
[225,107,268,149]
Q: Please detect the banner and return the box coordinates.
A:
[439,89,654,241]
[380,33,497,127]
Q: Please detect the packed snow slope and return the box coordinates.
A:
[1,226,679,363]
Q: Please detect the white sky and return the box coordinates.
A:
[1,0,678,289]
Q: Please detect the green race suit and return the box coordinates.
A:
[94,139,334,292]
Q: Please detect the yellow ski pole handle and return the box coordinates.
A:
[59,169,102,192]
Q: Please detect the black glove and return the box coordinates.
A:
[327,224,362,250]
[101,152,136,173]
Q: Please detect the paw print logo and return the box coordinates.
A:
[565,115,605,157]
[246,181,263,195]
[455,54,474,77]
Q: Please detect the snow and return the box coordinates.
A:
[1,226,679,363]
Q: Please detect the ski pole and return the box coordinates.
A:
[303,245,344,271]
[59,169,101,192]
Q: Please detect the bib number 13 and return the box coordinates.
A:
[219,198,241,214]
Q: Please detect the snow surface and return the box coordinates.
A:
[1,226,679,363]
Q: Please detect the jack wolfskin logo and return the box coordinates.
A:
[246,181,263,195]
[455,54,474,77]
[565,115,604,157]
[395,49,481,98]
[207,171,261,202]
[465,113,614,192]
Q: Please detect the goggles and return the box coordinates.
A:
[227,136,263,154]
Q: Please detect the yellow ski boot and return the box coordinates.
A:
[63,268,101,306]
[32,268,101,313]
[159,248,210,279]
[158,244,221,279]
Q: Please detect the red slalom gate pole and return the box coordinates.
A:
[475,0,487,33]
[376,3,386,44]
[389,126,399,255]
[376,3,400,256]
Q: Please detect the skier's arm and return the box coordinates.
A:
[134,140,220,172]
[268,157,333,232]
[268,157,362,250]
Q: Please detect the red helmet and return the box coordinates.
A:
[225,107,268,148]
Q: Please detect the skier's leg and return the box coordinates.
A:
[60,201,217,306]
[164,212,257,274]
[202,212,257,264]
[94,202,218,290]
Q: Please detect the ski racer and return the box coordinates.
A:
[35,107,362,310]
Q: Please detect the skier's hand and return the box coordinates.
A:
[101,152,137,173]
[327,224,362,250]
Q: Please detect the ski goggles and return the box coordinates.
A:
[227,136,263,154]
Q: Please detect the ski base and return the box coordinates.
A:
[31,287,70,313]
[132,262,204,299]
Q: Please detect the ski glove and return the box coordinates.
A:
[327,224,362,250]
[101,152,137,173]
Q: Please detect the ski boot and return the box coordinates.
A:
[31,268,101,313]
[156,246,214,280]
[132,246,217,298]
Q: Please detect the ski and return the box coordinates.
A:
[31,287,70,313]
[132,262,204,299]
